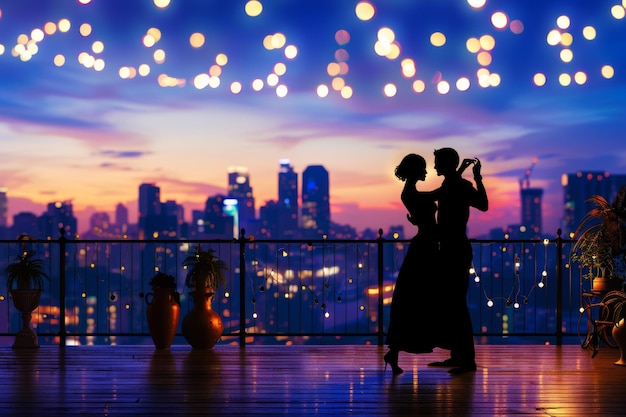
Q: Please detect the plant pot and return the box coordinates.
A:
[9,289,42,349]
[182,290,223,350]
[612,318,626,366]
[146,288,180,349]
[592,277,623,293]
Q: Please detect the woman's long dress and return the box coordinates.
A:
[386,185,439,354]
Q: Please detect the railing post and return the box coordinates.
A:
[555,228,563,346]
[377,229,385,346]
[58,228,67,348]
[239,229,247,347]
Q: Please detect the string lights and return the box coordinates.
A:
[246,241,368,324]
[480,238,551,309]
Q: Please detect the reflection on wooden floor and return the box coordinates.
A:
[1,344,625,416]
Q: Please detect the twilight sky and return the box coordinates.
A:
[1,0,625,238]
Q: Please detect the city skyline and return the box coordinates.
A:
[1,1,626,238]
[3,161,626,240]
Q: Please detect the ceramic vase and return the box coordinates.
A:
[592,277,623,293]
[10,289,42,349]
[146,288,180,350]
[612,318,626,366]
[182,290,223,350]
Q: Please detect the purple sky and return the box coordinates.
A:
[1,0,625,237]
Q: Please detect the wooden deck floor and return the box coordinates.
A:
[1,344,625,416]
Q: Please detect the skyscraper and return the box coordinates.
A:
[11,212,39,238]
[42,201,77,238]
[204,194,234,238]
[162,200,184,237]
[227,166,255,235]
[278,159,298,236]
[0,187,7,229]
[562,171,626,237]
[109,203,130,237]
[520,187,543,238]
[138,183,161,239]
[301,165,330,237]
[115,203,129,229]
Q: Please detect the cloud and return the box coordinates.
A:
[99,150,148,159]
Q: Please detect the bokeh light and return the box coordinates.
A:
[533,73,547,87]
[401,58,416,78]
[547,30,561,46]
[437,80,451,94]
[53,54,65,66]
[252,78,264,91]
[601,65,615,79]
[582,26,596,40]
[412,79,426,93]
[317,84,329,98]
[276,84,288,97]
[79,23,92,37]
[0,4,619,101]
[245,1,263,17]
[44,22,57,35]
[284,45,298,59]
[92,41,104,54]
[556,15,571,30]
[558,73,572,86]
[230,81,243,94]
[491,12,508,30]
[479,34,495,51]
[153,49,166,64]
[466,37,481,53]
[355,2,376,21]
[189,33,205,48]
[335,30,350,45]
[383,83,397,97]
[430,32,446,47]
[58,19,71,33]
[456,77,471,91]
[611,5,626,19]
[154,0,171,9]
[340,86,353,99]
[510,20,524,34]
[560,49,573,63]
[467,0,486,9]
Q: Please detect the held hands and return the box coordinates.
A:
[460,158,474,172]
[472,158,482,179]
[460,157,483,180]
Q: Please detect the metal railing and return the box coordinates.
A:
[0,230,589,347]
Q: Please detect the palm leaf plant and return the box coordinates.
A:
[5,249,49,291]
[571,185,626,285]
[149,271,178,289]
[182,247,228,291]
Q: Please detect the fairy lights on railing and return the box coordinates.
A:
[480,238,552,310]
[1,236,579,343]
[245,239,373,323]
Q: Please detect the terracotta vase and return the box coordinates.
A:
[592,277,623,293]
[146,288,180,350]
[612,318,626,366]
[9,289,42,349]
[182,290,223,350]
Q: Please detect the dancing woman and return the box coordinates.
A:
[384,153,439,375]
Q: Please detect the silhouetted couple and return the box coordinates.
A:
[384,148,488,376]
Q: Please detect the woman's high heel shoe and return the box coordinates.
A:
[384,350,404,376]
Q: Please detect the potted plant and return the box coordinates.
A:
[571,184,626,293]
[5,235,49,348]
[598,290,626,366]
[181,246,228,349]
[146,272,180,350]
